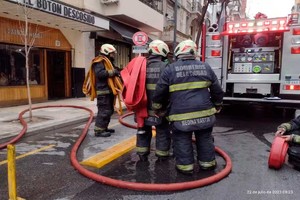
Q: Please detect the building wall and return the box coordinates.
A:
[82,0,164,32]
[60,29,95,69]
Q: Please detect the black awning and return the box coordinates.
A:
[110,20,138,43]
[110,20,152,44]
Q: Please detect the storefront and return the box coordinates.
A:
[0,0,109,106]
[0,17,73,106]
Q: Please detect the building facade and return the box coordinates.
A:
[0,0,109,106]
[0,0,205,106]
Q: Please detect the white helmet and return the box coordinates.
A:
[148,40,170,57]
[174,39,197,57]
[100,44,116,55]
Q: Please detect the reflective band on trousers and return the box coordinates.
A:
[96,90,111,95]
[146,84,156,90]
[155,150,169,157]
[167,107,216,121]
[169,81,211,92]
[136,147,149,153]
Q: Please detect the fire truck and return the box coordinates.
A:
[202,1,300,107]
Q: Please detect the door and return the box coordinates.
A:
[47,51,66,99]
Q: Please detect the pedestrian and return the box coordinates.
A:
[275,115,300,169]
[152,39,224,174]
[93,44,120,137]
[136,40,172,161]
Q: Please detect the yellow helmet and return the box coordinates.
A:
[174,39,197,57]
[148,40,170,57]
[100,44,116,55]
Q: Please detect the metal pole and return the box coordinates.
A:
[7,144,17,200]
[173,0,178,60]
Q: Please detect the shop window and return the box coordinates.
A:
[0,44,43,86]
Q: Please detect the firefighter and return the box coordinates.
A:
[152,39,224,174]
[94,44,119,137]
[275,115,300,138]
[136,40,172,161]
[275,115,300,169]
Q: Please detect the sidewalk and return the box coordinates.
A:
[0,97,120,140]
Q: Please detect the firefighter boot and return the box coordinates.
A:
[175,164,194,175]
[155,150,170,162]
[94,130,111,137]
[136,147,150,162]
[105,128,115,133]
[199,160,217,171]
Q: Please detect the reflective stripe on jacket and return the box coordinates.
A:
[153,58,224,123]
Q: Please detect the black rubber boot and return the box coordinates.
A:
[106,128,115,133]
[94,130,111,137]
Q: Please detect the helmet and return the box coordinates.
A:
[100,44,116,55]
[148,40,170,57]
[174,39,197,57]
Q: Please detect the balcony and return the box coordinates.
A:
[188,0,203,16]
[139,0,163,14]
[83,0,164,32]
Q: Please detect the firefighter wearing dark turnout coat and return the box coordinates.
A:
[152,39,224,174]
[94,44,120,137]
[136,40,171,161]
[276,115,300,169]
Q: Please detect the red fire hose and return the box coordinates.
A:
[268,136,289,169]
[1,105,232,191]
[121,56,148,128]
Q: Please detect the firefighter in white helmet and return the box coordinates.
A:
[136,40,172,161]
[152,39,224,174]
[93,43,120,137]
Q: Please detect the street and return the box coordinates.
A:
[0,104,299,200]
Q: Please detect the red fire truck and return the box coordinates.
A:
[202,2,300,107]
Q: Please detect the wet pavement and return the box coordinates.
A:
[1,99,300,199]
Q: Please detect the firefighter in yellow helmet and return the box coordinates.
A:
[136,40,172,161]
[152,39,224,174]
[94,44,119,137]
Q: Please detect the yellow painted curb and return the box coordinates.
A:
[81,130,156,169]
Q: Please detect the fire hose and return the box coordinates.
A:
[0,105,232,191]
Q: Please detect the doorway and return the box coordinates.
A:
[47,51,66,99]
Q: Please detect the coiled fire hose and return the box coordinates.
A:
[0,105,232,191]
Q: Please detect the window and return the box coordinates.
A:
[0,44,42,86]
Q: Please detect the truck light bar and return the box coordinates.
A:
[221,17,290,35]
[291,46,300,54]
[285,85,300,90]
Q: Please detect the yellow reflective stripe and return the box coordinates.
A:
[167,107,216,121]
[169,81,211,92]
[136,147,149,153]
[176,164,194,171]
[96,90,111,95]
[155,150,169,157]
[146,84,156,90]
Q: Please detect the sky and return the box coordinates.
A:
[246,0,295,19]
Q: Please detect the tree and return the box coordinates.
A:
[16,1,39,120]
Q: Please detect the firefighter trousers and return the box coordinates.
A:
[95,93,114,131]
[136,119,171,156]
[172,127,215,166]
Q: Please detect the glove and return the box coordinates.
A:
[113,69,120,76]
[154,109,167,117]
